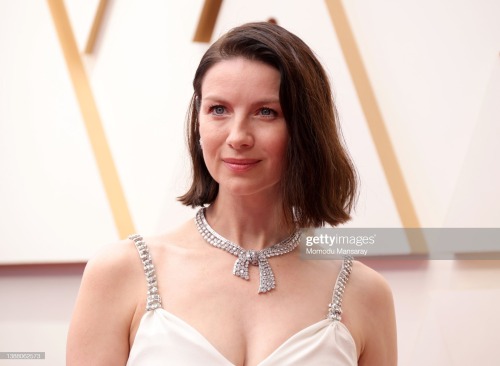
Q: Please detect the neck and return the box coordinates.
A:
[204,190,294,251]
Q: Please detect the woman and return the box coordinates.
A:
[67,22,397,365]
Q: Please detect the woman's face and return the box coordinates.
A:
[198,57,288,199]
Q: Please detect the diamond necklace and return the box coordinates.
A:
[195,207,301,293]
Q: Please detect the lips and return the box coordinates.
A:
[222,158,261,172]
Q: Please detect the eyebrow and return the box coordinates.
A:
[202,96,281,105]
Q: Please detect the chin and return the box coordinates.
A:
[219,181,281,199]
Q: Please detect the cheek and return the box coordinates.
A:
[275,124,289,151]
[265,128,289,166]
[199,120,220,147]
[200,135,223,156]
[274,136,287,155]
[199,124,225,169]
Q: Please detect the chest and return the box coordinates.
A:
[140,252,339,365]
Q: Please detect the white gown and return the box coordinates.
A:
[126,235,357,366]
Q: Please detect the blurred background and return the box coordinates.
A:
[0,0,499,364]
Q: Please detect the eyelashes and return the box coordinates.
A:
[207,105,278,118]
[208,105,226,116]
[259,107,277,117]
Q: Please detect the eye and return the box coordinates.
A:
[209,105,226,115]
[259,107,277,118]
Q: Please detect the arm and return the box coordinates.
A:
[356,265,398,365]
[66,241,143,365]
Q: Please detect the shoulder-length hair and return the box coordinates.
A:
[178,22,357,228]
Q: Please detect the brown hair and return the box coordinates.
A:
[178,22,357,228]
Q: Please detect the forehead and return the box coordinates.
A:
[201,57,280,98]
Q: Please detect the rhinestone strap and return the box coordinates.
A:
[129,234,162,311]
[195,208,301,293]
[327,256,354,321]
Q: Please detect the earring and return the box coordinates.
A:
[199,139,203,149]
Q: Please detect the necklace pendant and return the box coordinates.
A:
[232,250,260,281]
[233,253,251,280]
[257,256,276,293]
[232,250,276,293]
[195,207,300,294]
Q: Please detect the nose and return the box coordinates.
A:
[226,116,254,150]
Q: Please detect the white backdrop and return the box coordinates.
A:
[1,0,499,263]
[1,2,500,365]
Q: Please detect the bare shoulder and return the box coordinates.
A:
[344,260,397,365]
[85,238,143,281]
[80,238,146,307]
[348,260,394,313]
[67,238,145,365]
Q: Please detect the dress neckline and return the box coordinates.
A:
[131,307,356,366]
